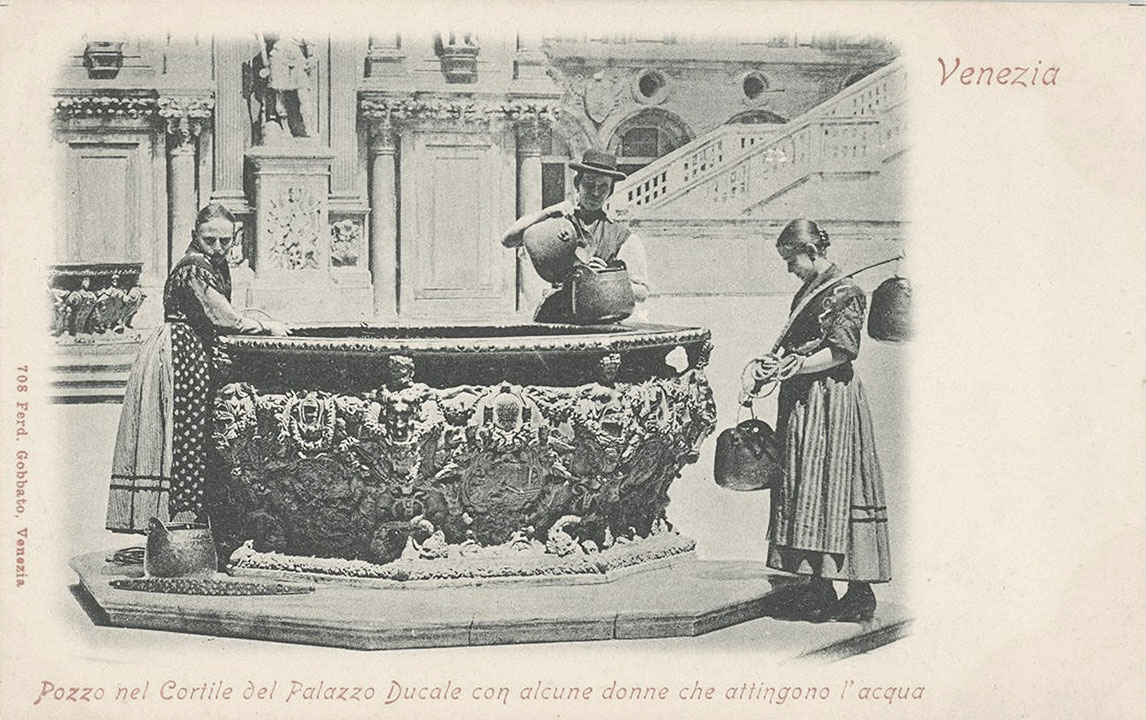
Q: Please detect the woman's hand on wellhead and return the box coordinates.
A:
[262,320,291,337]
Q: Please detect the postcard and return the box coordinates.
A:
[0,1,1143,718]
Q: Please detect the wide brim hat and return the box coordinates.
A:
[569,149,627,180]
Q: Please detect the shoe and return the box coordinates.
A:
[832,583,876,622]
[767,579,837,623]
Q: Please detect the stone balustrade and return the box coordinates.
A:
[610,61,906,219]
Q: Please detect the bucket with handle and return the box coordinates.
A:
[144,517,218,578]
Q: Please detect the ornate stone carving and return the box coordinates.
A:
[230,525,697,583]
[566,69,628,128]
[265,185,322,270]
[434,32,480,84]
[53,95,158,120]
[208,325,717,567]
[329,218,362,268]
[157,95,216,147]
[48,263,145,338]
[54,93,216,139]
[360,95,561,132]
[221,324,710,360]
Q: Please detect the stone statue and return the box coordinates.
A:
[121,277,145,328]
[49,288,69,336]
[50,272,146,338]
[66,276,99,335]
[250,33,318,142]
[96,275,127,333]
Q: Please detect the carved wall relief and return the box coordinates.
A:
[265,185,322,270]
[48,264,146,339]
[329,218,362,268]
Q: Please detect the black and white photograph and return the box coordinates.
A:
[0,2,1143,719]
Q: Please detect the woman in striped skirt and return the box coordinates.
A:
[106,203,289,534]
[764,219,891,622]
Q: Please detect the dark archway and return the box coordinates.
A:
[605,108,693,176]
[727,109,788,125]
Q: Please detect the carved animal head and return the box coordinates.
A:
[370,520,431,564]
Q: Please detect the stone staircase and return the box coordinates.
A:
[49,337,140,404]
[610,61,906,220]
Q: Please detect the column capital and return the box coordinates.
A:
[368,118,398,154]
[157,94,215,149]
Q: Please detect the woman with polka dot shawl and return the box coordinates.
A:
[106,203,289,533]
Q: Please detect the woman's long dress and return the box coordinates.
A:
[767,264,892,582]
[106,251,260,533]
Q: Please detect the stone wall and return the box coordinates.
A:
[634,217,905,299]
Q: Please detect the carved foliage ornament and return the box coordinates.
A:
[330,219,362,267]
[157,96,216,146]
[360,97,561,131]
[54,94,216,143]
[210,365,716,564]
[265,186,322,270]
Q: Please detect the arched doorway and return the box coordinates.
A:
[605,108,693,176]
[726,109,788,125]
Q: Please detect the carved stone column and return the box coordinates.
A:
[329,39,362,200]
[167,136,197,263]
[515,122,546,313]
[158,96,214,267]
[515,123,543,217]
[369,120,399,318]
[211,38,249,210]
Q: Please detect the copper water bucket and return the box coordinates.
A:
[571,265,635,324]
[144,517,218,577]
[522,217,579,284]
[868,276,913,342]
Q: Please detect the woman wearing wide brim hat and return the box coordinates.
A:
[501,149,650,324]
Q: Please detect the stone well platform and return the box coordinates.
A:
[71,551,910,658]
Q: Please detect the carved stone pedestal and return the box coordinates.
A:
[244,145,373,322]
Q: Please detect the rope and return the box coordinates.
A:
[739,254,904,404]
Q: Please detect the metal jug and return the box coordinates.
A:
[144,517,218,578]
[570,264,635,324]
[522,217,579,284]
[868,276,913,342]
[714,418,783,491]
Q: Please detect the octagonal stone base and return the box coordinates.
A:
[71,551,909,656]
